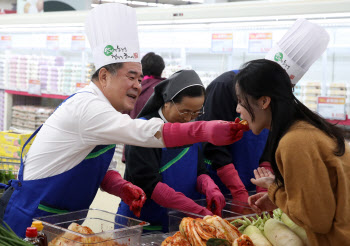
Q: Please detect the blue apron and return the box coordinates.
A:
[117,142,203,233]
[206,129,269,194]
[205,69,269,194]
[0,92,116,237]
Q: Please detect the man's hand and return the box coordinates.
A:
[250,167,275,189]
[248,192,277,214]
[100,170,147,218]
[162,118,250,148]
[120,183,146,217]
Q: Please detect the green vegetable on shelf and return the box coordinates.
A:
[264,218,304,246]
[232,213,272,246]
[0,170,4,184]
[281,213,309,246]
[272,208,283,221]
[0,221,33,246]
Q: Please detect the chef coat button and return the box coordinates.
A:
[18,182,22,187]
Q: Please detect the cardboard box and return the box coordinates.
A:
[0,131,34,147]
[0,143,31,159]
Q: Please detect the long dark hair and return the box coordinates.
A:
[235,59,345,185]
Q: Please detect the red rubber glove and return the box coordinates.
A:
[162,118,249,148]
[151,182,213,216]
[196,174,226,216]
[217,164,249,204]
[256,161,274,193]
[100,170,146,217]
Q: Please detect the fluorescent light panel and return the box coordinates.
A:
[92,0,174,7]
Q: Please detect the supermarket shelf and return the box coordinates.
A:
[328,118,350,126]
[5,90,69,100]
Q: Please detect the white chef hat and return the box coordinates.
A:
[265,19,330,84]
[85,3,140,71]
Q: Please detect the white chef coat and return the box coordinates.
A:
[23,82,165,180]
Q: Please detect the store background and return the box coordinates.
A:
[0,0,350,212]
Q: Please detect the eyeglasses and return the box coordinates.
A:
[171,100,205,118]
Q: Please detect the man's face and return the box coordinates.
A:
[103,62,143,112]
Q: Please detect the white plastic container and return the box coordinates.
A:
[34,208,150,245]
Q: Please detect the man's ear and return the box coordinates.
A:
[98,68,108,88]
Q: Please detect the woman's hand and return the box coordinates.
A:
[250,167,275,189]
[248,192,278,214]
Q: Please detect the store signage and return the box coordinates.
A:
[0,36,12,48]
[46,35,59,50]
[211,33,233,53]
[17,0,44,14]
[28,80,41,95]
[71,35,85,50]
[317,96,346,120]
[248,33,272,53]
[76,82,89,91]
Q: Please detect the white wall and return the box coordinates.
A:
[0,0,16,10]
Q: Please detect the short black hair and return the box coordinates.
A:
[141,52,165,77]
[91,63,124,81]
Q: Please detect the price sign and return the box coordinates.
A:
[28,80,41,95]
[248,33,272,53]
[0,36,12,48]
[71,35,85,50]
[76,82,89,91]
[211,33,233,53]
[317,96,346,120]
[46,35,59,50]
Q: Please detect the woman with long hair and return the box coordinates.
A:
[235,59,350,245]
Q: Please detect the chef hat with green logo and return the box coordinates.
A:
[265,19,330,84]
[85,3,141,70]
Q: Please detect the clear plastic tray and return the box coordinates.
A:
[34,208,150,246]
[168,199,256,233]
[140,232,174,246]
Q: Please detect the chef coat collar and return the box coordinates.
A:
[86,82,112,106]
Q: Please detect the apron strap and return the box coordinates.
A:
[18,91,94,181]
[19,125,43,181]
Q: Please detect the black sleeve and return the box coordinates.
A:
[197,144,209,177]
[124,144,162,198]
[123,112,163,198]
[199,71,239,170]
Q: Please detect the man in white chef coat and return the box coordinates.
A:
[0,3,248,237]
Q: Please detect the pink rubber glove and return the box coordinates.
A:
[162,118,249,148]
[101,170,146,217]
[196,174,226,216]
[151,182,213,216]
[217,164,249,203]
[256,162,274,193]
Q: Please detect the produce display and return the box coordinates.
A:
[49,223,127,246]
[232,209,309,246]
[0,157,20,184]
[0,221,32,246]
[162,215,254,246]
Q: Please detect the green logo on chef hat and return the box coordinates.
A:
[104,45,114,56]
[274,52,283,62]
